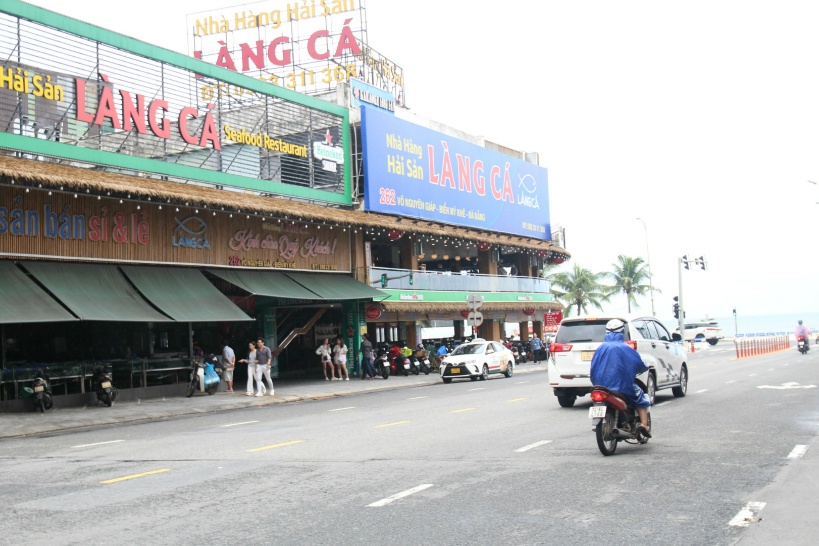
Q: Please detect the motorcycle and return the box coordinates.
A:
[186,354,221,397]
[92,365,118,407]
[589,380,651,456]
[415,347,431,375]
[32,371,53,413]
[510,344,521,364]
[391,354,411,376]
[516,343,529,364]
[797,335,809,355]
[373,347,390,379]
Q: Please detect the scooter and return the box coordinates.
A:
[409,354,421,375]
[392,354,411,376]
[92,365,118,407]
[415,347,431,375]
[32,371,53,413]
[373,347,390,379]
[186,354,221,397]
[797,336,809,355]
[515,342,529,364]
[589,380,652,456]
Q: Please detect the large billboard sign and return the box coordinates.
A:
[361,107,551,240]
[188,0,404,102]
[0,1,351,205]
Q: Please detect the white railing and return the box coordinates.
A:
[369,266,551,294]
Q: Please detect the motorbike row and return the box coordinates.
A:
[29,365,118,413]
[371,344,432,379]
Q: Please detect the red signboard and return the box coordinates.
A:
[522,308,535,316]
[544,311,563,332]
[364,305,382,320]
[460,309,471,319]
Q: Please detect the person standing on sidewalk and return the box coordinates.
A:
[255,338,275,396]
[316,338,335,381]
[221,342,236,393]
[359,334,375,380]
[239,341,261,396]
[333,337,349,380]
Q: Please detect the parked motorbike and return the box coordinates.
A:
[797,336,809,355]
[391,354,411,376]
[415,346,431,375]
[32,370,53,413]
[373,347,390,379]
[186,354,220,397]
[92,365,118,407]
[515,342,529,364]
[589,380,651,456]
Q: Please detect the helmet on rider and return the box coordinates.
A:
[798,320,803,325]
[605,319,625,333]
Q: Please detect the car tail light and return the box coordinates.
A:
[625,340,637,350]
[590,390,608,402]
[551,343,573,352]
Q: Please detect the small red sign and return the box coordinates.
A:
[523,308,535,316]
[477,242,491,251]
[460,309,471,319]
[364,306,382,320]
[544,311,563,332]
[387,229,403,240]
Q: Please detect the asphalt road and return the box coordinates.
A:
[0,344,816,545]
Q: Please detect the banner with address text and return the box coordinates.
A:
[361,107,551,240]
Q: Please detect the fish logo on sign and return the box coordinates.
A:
[172,216,211,249]
[517,173,540,210]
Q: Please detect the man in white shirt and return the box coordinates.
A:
[221,342,236,393]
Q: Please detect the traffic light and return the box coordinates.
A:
[682,255,689,270]
[673,296,679,319]
[698,256,706,270]
[409,272,414,285]
[380,273,387,288]
[733,308,737,317]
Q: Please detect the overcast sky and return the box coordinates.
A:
[23,0,819,320]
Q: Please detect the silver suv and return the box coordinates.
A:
[548,315,689,407]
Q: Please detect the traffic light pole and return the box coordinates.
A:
[678,256,685,343]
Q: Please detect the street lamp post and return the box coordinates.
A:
[636,218,655,316]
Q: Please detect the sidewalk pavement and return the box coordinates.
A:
[0,362,549,440]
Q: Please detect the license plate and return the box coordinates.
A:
[581,351,595,361]
[589,405,607,418]
[450,367,460,374]
[101,381,111,389]
[34,385,44,393]
[424,359,430,365]
[403,363,410,369]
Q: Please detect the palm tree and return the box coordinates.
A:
[552,264,610,316]
[605,255,653,313]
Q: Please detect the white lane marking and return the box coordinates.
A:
[728,502,766,527]
[768,369,774,371]
[749,374,758,377]
[368,484,434,507]
[467,388,485,392]
[221,420,260,427]
[757,383,817,390]
[514,440,552,453]
[695,389,709,394]
[71,440,124,449]
[328,407,355,412]
[725,380,736,384]
[408,396,428,400]
[515,381,531,384]
[788,445,808,459]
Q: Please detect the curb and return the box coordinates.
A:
[0,365,548,439]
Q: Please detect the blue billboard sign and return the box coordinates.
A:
[361,107,550,240]
[350,78,395,114]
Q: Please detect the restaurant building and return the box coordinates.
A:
[0,1,569,410]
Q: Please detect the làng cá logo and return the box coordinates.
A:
[172,216,211,249]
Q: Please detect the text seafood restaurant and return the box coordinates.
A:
[0,0,569,410]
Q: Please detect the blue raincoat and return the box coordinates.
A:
[590,331,650,408]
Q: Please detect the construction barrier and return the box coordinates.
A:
[735,335,790,359]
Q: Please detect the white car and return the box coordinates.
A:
[440,340,515,383]
[548,315,689,407]
[673,321,724,345]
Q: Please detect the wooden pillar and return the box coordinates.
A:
[519,321,530,342]
[351,230,367,283]
[479,320,502,341]
[405,322,418,347]
[478,248,499,275]
[399,236,419,271]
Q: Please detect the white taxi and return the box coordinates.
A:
[440,340,515,383]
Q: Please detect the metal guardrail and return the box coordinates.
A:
[368,266,551,294]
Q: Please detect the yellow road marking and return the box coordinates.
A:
[99,468,170,484]
[375,420,410,428]
[452,408,476,413]
[508,397,527,403]
[247,440,305,452]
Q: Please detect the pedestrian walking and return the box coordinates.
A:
[333,337,349,380]
[255,338,275,396]
[316,338,335,380]
[221,342,236,393]
[239,341,262,396]
[359,333,375,380]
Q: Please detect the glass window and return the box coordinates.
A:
[632,320,652,340]
[555,320,608,343]
[652,320,672,341]
[451,343,486,356]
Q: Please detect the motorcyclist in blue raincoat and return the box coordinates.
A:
[590,319,651,437]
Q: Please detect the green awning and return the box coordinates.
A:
[0,261,77,324]
[121,266,253,322]
[208,269,321,300]
[20,262,172,322]
[285,272,387,300]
